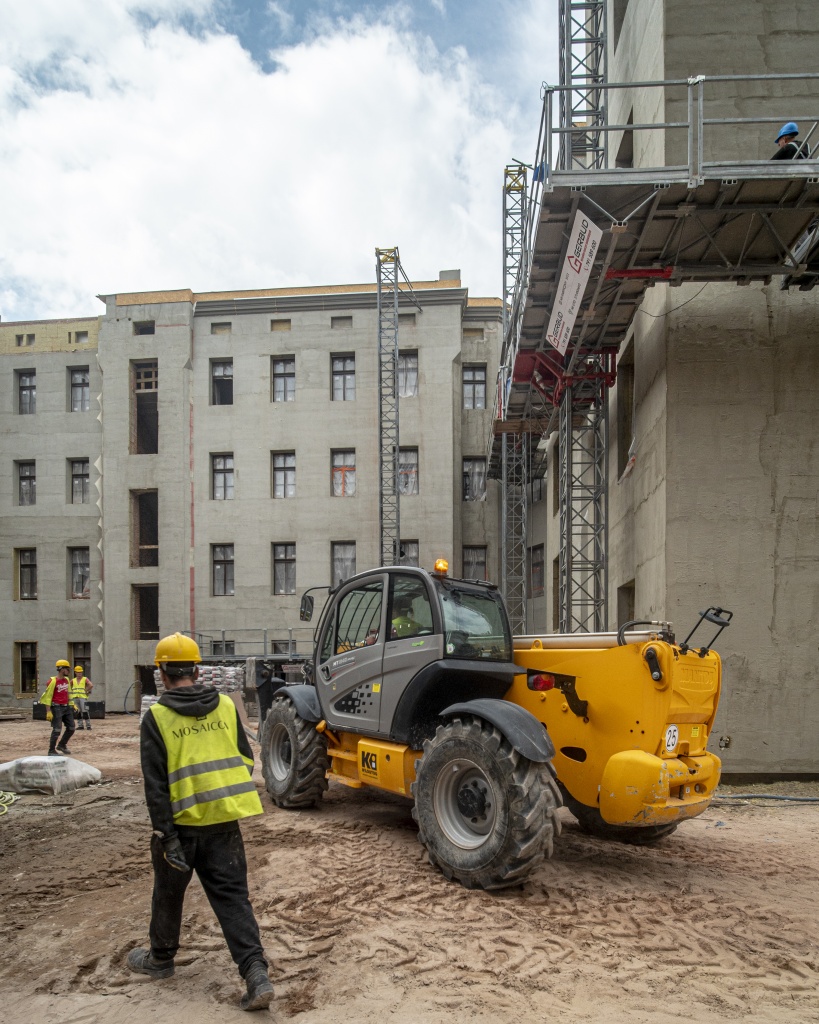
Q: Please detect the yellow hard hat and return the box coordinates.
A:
[154,632,202,666]
[55,659,71,668]
[74,666,84,673]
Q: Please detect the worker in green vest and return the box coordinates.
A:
[127,633,274,1012]
[70,666,93,730]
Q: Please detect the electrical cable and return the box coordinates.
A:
[124,682,136,716]
[636,283,709,318]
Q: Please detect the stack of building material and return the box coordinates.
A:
[197,664,243,693]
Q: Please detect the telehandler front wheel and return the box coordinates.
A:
[411,715,561,890]
[565,794,678,844]
[260,696,330,809]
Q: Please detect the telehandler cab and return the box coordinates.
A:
[260,560,729,889]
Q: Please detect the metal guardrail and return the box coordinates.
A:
[492,72,819,434]
[182,627,314,660]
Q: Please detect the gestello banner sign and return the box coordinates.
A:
[545,210,602,356]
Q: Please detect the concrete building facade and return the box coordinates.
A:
[528,0,819,773]
[1,274,502,711]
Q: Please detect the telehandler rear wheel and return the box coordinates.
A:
[411,715,561,890]
[261,696,329,808]
[564,794,678,844]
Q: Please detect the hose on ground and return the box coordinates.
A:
[713,793,819,803]
[124,683,136,716]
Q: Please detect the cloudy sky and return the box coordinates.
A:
[0,0,559,321]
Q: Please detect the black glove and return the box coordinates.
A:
[161,836,190,872]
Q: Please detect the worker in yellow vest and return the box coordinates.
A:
[127,633,274,1012]
[70,666,94,731]
[39,660,75,756]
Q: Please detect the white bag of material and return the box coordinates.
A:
[0,755,102,795]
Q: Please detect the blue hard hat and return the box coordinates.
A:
[776,122,799,142]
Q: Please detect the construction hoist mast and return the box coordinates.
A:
[375,247,421,567]
[557,0,609,631]
[501,165,529,634]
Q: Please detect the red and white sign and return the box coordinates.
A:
[544,211,602,356]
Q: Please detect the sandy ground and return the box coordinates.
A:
[1,715,818,1024]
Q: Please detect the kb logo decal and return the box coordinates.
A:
[361,751,378,776]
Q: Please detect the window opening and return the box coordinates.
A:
[212,454,234,500]
[18,461,36,506]
[70,642,91,669]
[131,490,159,567]
[272,452,296,498]
[331,542,356,586]
[398,448,419,495]
[75,331,89,344]
[617,340,635,477]
[17,642,38,694]
[272,357,295,402]
[18,371,36,414]
[617,580,636,628]
[133,321,155,335]
[332,355,355,401]
[71,459,90,504]
[273,543,296,595]
[462,457,487,501]
[211,360,233,405]
[271,319,291,332]
[332,450,356,496]
[399,540,419,567]
[463,365,487,409]
[70,547,91,599]
[133,585,159,640]
[331,316,353,329]
[211,322,232,334]
[212,545,235,596]
[463,546,488,581]
[18,549,37,600]
[528,544,545,597]
[131,360,158,454]
[398,351,418,398]
[70,368,90,412]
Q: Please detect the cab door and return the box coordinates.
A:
[316,575,386,734]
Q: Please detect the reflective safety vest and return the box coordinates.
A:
[149,695,263,827]
[70,676,90,699]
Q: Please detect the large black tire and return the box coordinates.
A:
[563,791,678,845]
[260,696,329,808]
[411,715,562,890]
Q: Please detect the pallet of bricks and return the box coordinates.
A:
[139,664,243,721]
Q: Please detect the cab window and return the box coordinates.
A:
[333,581,383,652]
[389,575,433,640]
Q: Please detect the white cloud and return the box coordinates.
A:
[0,2,539,320]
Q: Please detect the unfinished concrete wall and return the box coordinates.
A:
[664,282,819,772]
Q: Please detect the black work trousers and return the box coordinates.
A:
[148,829,266,978]
[49,704,75,752]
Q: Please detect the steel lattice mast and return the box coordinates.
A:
[559,0,608,171]
[376,248,421,567]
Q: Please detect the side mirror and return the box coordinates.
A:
[299,594,314,622]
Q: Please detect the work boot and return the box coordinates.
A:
[86,721,92,730]
[47,750,59,757]
[240,962,274,1011]
[126,948,175,979]
[57,746,72,756]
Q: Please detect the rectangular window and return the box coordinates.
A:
[132,584,159,640]
[331,542,356,586]
[463,546,487,581]
[271,319,291,332]
[528,544,545,597]
[398,448,419,495]
[617,579,636,628]
[212,453,234,500]
[332,355,355,401]
[272,357,295,402]
[399,540,419,567]
[462,327,484,340]
[398,313,416,327]
[331,316,353,329]
[398,350,418,398]
[211,360,233,405]
[71,459,90,504]
[273,543,296,595]
[617,340,635,478]
[133,320,155,335]
[18,371,36,414]
[131,490,159,567]
[212,639,235,655]
[332,450,356,496]
[462,458,487,501]
[212,544,235,597]
[131,360,158,454]
[18,549,37,600]
[70,641,91,669]
[75,330,89,344]
[529,476,544,504]
[15,333,35,347]
[210,322,231,334]
[70,367,90,412]
[272,452,296,498]
[70,547,91,599]
[463,365,487,410]
[16,641,38,694]
[18,461,36,506]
